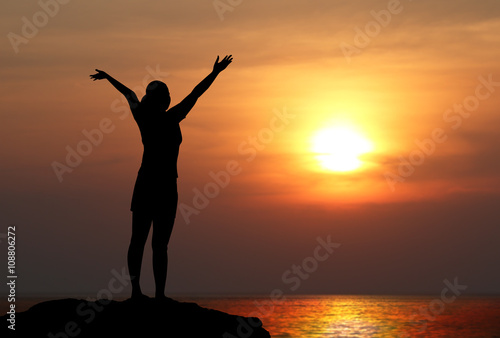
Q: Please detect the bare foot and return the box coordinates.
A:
[130,292,149,302]
[154,294,175,305]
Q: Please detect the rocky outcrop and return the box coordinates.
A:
[2,297,271,337]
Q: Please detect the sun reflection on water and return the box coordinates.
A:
[190,295,500,338]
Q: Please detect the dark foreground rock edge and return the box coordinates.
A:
[1,297,271,337]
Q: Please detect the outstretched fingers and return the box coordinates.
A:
[89,69,107,81]
[213,55,233,72]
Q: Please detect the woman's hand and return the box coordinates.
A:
[213,55,233,73]
[89,69,109,81]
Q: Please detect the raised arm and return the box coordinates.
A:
[170,55,233,121]
[90,69,139,108]
[192,55,233,97]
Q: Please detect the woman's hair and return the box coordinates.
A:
[142,80,170,110]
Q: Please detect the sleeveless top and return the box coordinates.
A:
[132,101,185,178]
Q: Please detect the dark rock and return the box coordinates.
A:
[1,297,271,337]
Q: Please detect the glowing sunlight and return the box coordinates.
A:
[311,125,373,172]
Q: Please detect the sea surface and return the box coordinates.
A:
[4,295,500,337]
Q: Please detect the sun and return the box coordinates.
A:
[311,126,373,172]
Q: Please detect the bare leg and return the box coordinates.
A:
[152,214,175,299]
[127,211,152,299]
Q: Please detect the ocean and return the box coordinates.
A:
[4,295,500,337]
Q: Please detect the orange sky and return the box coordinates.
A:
[1,0,500,296]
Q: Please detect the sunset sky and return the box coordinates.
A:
[1,0,499,297]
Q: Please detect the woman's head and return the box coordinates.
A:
[142,80,170,110]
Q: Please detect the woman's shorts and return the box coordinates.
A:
[130,167,178,217]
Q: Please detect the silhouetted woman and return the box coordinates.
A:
[90,55,233,300]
